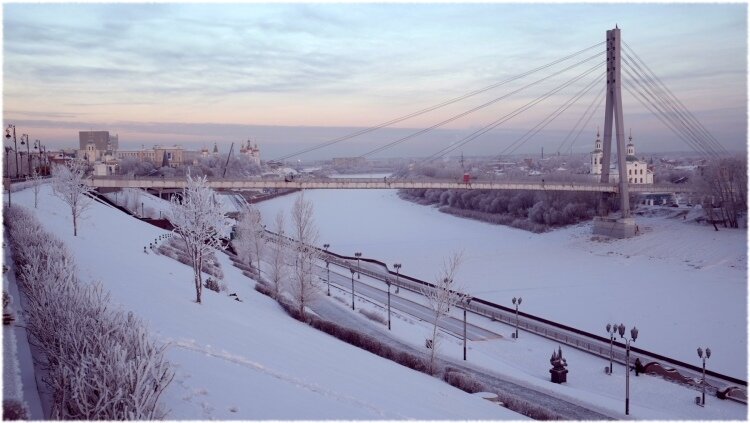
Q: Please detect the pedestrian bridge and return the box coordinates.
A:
[87,176,695,194]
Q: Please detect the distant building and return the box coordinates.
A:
[117,145,184,168]
[332,156,367,168]
[591,130,653,184]
[78,131,118,151]
[78,131,118,164]
[240,140,261,165]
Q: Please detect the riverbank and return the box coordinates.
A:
[255,188,747,377]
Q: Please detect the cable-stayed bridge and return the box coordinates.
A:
[88,27,722,236]
[87,175,696,194]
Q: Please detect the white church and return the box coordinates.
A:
[591,130,653,184]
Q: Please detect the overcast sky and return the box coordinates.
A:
[3,3,747,160]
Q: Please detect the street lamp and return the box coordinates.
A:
[354,252,362,279]
[386,269,392,330]
[5,125,18,177]
[393,263,402,294]
[463,295,472,361]
[349,268,356,310]
[19,134,30,177]
[323,243,331,296]
[697,347,712,407]
[512,297,523,339]
[33,140,41,174]
[606,323,618,374]
[618,324,638,416]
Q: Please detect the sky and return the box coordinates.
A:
[2,3,747,160]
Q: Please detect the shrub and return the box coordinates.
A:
[3,400,28,420]
[5,206,172,420]
[443,369,487,394]
[204,277,220,293]
[359,308,387,325]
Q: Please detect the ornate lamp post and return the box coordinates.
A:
[606,323,618,374]
[349,268,356,310]
[354,252,362,279]
[512,297,523,339]
[323,243,331,296]
[618,324,638,415]
[463,295,472,360]
[697,347,711,407]
[20,134,30,177]
[393,263,402,293]
[33,139,42,174]
[5,125,18,177]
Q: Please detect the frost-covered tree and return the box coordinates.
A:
[269,210,288,298]
[699,156,747,229]
[51,159,93,236]
[289,192,319,317]
[423,252,465,374]
[234,206,265,272]
[31,168,44,209]
[169,174,229,303]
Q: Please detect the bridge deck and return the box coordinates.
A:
[87,176,694,193]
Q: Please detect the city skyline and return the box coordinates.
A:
[3,3,747,160]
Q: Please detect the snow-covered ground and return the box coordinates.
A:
[5,186,521,420]
[255,189,748,378]
[320,265,747,420]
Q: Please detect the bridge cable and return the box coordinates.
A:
[623,42,727,154]
[558,87,606,156]
[621,60,716,156]
[622,80,710,157]
[622,57,721,157]
[496,72,605,159]
[418,60,605,164]
[623,65,719,158]
[555,84,605,155]
[622,79,716,158]
[270,42,605,162]
[361,53,604,159]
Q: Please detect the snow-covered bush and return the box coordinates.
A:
[442,369,486,394]
[204,277,220,293]
[358,308,387,326]
[3,400,28,420]
[157,237,224,280]
[4,206,172,420]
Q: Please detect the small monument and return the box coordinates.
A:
[550,345,568,383]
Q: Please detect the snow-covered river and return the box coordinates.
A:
[256,185,747,377]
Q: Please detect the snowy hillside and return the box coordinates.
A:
[6,185,521,420]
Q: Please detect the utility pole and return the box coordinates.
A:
[222,142,234,178]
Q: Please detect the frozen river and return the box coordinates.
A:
[256,187,747,377]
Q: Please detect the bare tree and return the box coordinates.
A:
[31,168,44,209]
[699,156,747,228]
[269,210,288,298]
[422,251,465,374]
[289,192,319,317]
[51,159,93,236]
[234,206,265,273]
[168,174,229,303]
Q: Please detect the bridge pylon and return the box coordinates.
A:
[593,26,636,238]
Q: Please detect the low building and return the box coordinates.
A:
[117,145,184,168]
